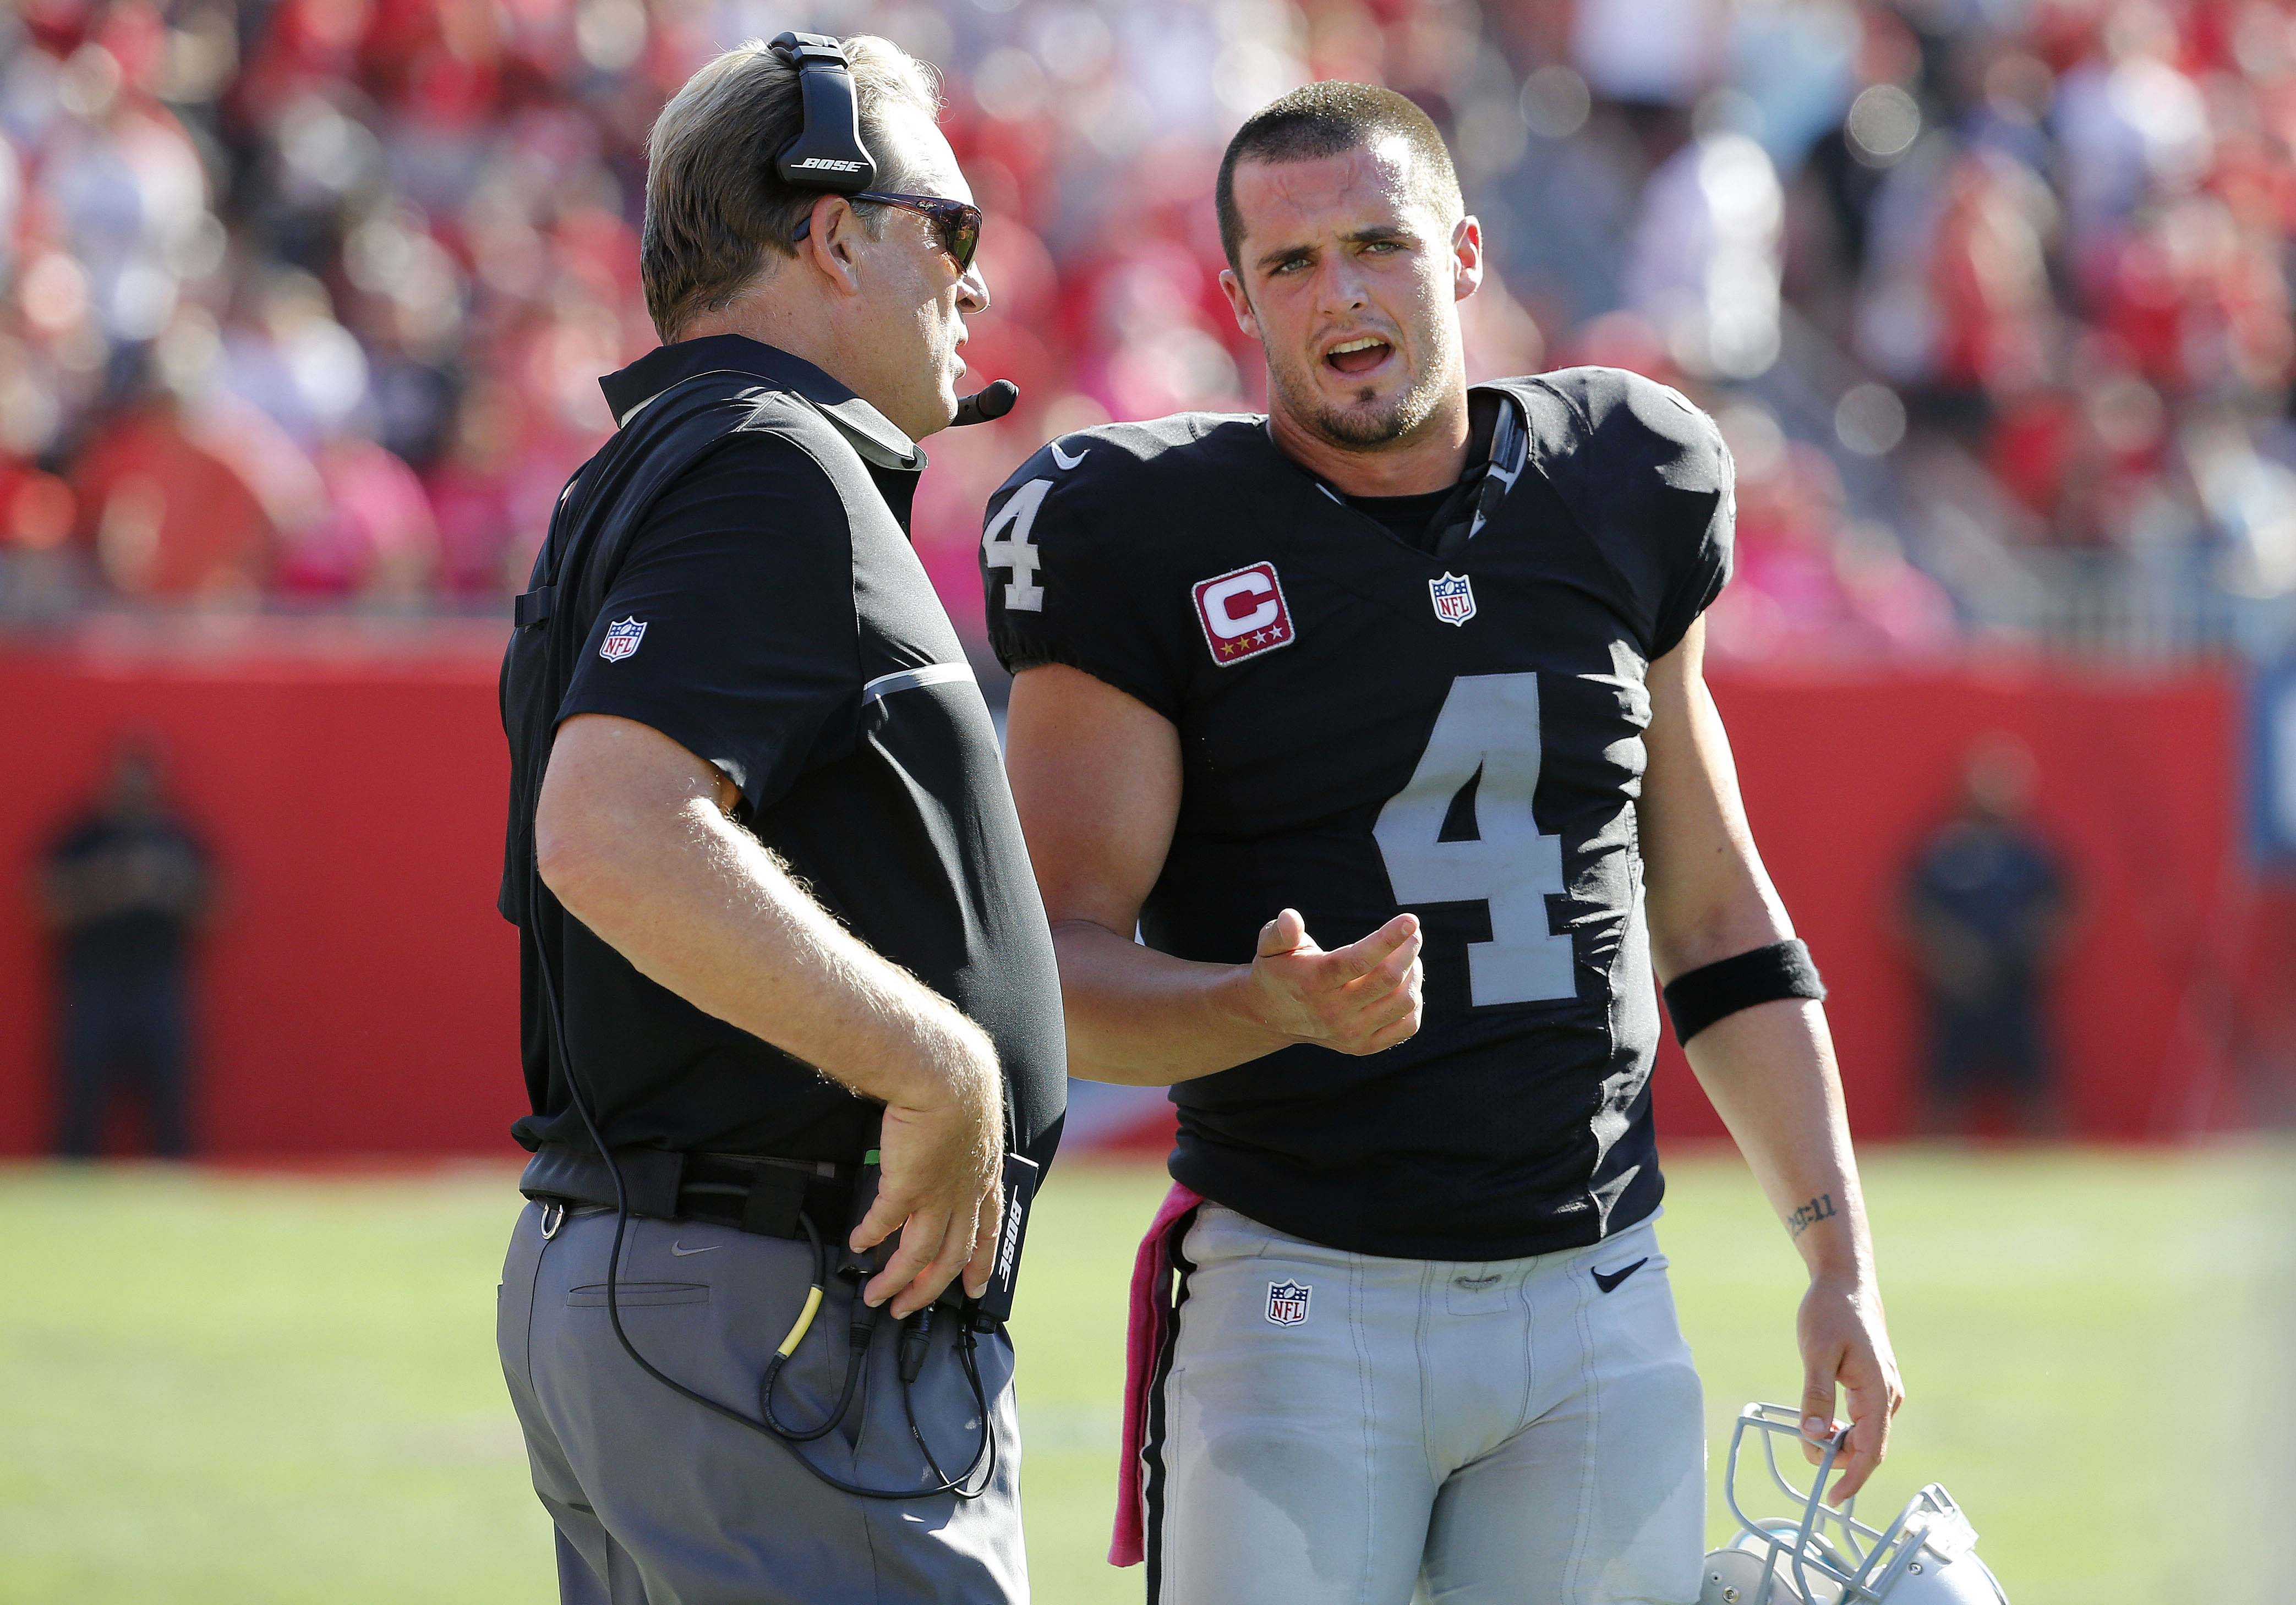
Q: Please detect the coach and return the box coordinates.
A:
[493,34,1063,1605]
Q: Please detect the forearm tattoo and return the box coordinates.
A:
[1786,1193,1837,1239]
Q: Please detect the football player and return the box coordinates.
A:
[981,83,1903,1604]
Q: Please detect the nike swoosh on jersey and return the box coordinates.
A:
[669,1242,719,1257]
[1591,1256,1649,1294]
[1048,441,1090,470]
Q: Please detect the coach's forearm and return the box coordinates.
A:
[543,795,991,1113]
[1052,919,1287,1086]
[1685,1001,1874,1284]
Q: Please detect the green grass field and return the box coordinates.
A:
[2,1147,2289,1604]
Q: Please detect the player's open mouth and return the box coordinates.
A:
[1324,336,1393,376]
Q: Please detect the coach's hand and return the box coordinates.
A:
[851,1014,1005,1318]
[1243,908,1424,1056]
[1796,1272,1904,1506]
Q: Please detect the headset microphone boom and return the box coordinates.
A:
[952,380,1018,428]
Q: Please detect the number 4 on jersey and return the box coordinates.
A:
[1373,672,1575,1007]
[983,478,1051,612]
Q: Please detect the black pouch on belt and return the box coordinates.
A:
[970,1151,1040,1327]
[836,1146,1040,1325]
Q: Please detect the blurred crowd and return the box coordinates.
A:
[1,0,2292,657]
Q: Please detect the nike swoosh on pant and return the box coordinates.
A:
[1591,1256,1648,1294]
[669,1243,718,1257]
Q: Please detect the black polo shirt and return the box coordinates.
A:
[499,336,1065,1174]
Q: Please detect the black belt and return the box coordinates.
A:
[520,1143,855,1242]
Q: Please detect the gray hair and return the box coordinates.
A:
[640,36,941,341]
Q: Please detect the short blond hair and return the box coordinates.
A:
[640,36,941,341]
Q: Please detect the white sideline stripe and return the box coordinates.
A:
[862,661,975,704]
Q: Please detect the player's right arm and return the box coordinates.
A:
[1003,664,1423,1086]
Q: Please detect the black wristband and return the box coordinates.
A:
[1661,939,1825,1045]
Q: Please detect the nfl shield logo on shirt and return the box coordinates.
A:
[599,617,647,661]
[1265,1279,1311,1327]
[1428,573,1476,627]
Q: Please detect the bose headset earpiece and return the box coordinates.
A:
[770,32,877,191]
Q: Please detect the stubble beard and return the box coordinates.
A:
[1271,341,1450,452]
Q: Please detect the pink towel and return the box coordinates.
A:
[1109,1181,1204,1567]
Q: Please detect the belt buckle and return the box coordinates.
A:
[539,1201,566,1240]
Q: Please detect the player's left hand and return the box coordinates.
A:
[1795,1272,1904,1507]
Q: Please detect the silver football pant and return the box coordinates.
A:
[1143,1204,1703,1605]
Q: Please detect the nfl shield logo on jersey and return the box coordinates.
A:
[1428,572,1476,627]
[599,617,647,661]
[1265,1279,1311,1327]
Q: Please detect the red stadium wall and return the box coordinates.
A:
[1648,661,2249,1146]
[0,636,2253,1158]
[0,628,527,1157]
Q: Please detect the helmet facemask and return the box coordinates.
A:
[1701,1404,2007,1605]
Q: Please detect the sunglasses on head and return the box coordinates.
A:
[792,193,982,275]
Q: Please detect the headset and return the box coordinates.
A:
[513,32,1027,1504]
[768,31,1017,429]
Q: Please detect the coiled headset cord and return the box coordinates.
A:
[530,891,997,1502]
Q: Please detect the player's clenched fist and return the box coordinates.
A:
[1243,908,1424,1055]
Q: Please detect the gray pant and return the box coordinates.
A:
[1146,1206,1704,1605]
[497,1201,1027,1604]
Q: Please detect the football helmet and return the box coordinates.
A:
[1699,1403,2009,1605]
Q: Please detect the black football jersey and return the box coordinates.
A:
[982,368,1733,1259]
